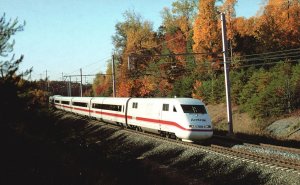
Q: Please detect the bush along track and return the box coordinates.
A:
[2,110,300,185]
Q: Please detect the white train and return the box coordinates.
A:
[50,96,213,142]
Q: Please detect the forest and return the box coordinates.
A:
[92,0,300,121]
[1,2,299,183]
[1,0,300,123]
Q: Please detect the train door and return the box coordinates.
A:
[160,103,172,131]
[158,102,163,131]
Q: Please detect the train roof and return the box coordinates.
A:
[129,97,204,105]
[71,97,93,101]
[51,96,205,105]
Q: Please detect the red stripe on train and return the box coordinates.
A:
[93,110,126,118]
[136,117,212,132]
[56,104,211,132]
[62,105,72,109]
[73,107,91,112]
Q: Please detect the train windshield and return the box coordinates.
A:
[181,105,207,114]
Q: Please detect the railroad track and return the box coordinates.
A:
[245,143,300,155]
[211,145,300,171]
[64,112,300,175]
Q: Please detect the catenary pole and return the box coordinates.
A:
[80,68,83,97]
[46,70,48,91]
[128,55,130,71]
[69,76,72,97]
[221,12,234,136]
[112,55,116,97]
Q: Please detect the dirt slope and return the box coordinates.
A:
[206,103,300,141]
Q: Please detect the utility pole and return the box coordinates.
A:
[64,74,96,97]
[221,12,234,136]
[68,76,72,97]
[128,55,131,71]
[112,55,116,97]
[80,68,83,97]
[63,72,68,96]
[46,70,49,92]
[85,76,87,93]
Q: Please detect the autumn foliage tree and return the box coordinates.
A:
[161,0,197,62]
[255,0,300,52]
[107,0,300,121]
[220,0,237,58]
[92,60,113,96]
[112,11,159,97]
[193,0,221,61]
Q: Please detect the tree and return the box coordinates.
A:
[233,17,258,56]
[157,0,199,97]
[193,0,221,61]
[92,59,113,97]
[0,14,32,121]
[172,74,195,97]
[161,0,198,34]
[112,10,158,59]
[112,10,159,97]
[220,0,237,59]
[290,63,300,110]
[255,0,300,52]
[161,0,197,63]
[136,75,156,97]
[237,63,300,120]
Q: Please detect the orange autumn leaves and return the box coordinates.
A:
[92,0,300,100]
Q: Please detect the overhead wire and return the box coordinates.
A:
[51,46,300,83]
[229,48,300,63]
[234,59,300,69]
[63,56,111,77]
[231,47,300,58]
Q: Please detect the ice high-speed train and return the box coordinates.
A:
[50,96,213,142]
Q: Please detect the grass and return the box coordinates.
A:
[206,103,300,141]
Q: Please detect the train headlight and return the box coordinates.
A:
[189,125,211,128]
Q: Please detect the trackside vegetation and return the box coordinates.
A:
[0,14,48,124]
[92,0,300,124]
[1,1,300,184]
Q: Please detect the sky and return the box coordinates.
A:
[1,0,262,83]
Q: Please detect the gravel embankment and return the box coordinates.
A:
[232,144,300,164]
[2,110,300,185]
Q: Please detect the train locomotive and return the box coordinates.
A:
[50,96,213,142]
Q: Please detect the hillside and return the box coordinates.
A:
[2,110,299,185]
[206,104,300,141]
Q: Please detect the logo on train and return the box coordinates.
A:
[191,118,206,122]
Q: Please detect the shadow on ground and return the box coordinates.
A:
[2,110,297,185]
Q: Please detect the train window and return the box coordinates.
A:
[72,102,88,107]
[162,104,169,111]
[93,103,102,109]
[117,105,122,112]
[173,106,177,112]
[61,101,70,105]
[55,100,60,103]
[132,102,138,109]
[181,105,207,114]
[93,103,122,112]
